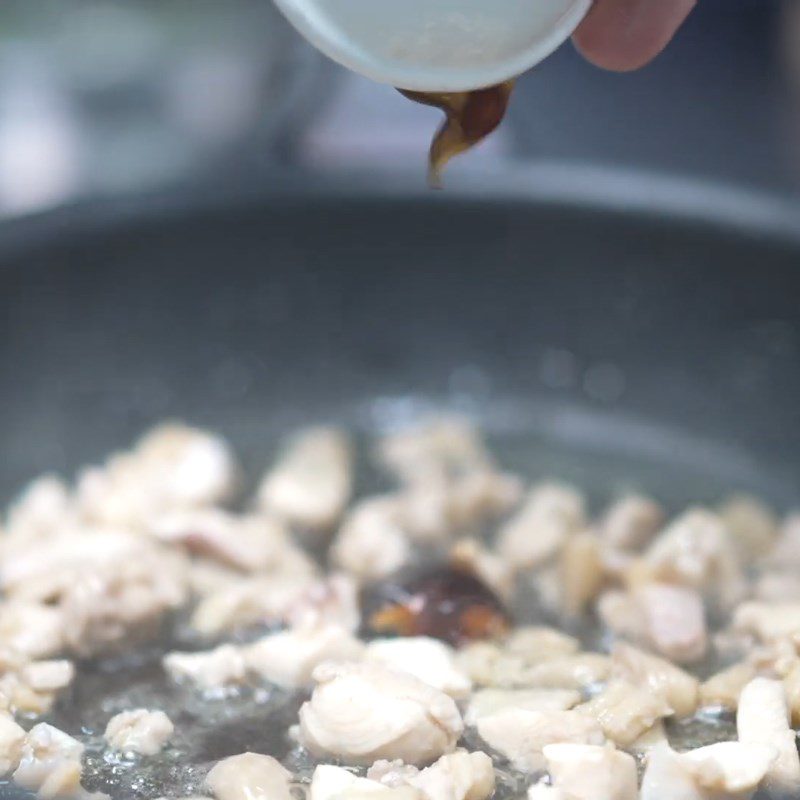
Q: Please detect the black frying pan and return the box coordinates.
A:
[1,164,797,508]
[0,164,799,798]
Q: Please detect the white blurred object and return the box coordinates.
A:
[0,50,80,214]
[273,0,590,91]
[165,53,264,147]
[0,0,325,216]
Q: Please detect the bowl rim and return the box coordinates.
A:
[272,0,592,92]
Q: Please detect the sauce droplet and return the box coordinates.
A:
[399,81,516,187]
[364,563,512,646]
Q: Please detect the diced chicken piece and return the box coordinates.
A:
[298,662,463,765]
[641,742,706,800]
[257,427,352,531]
[638,583,708,663]
[377,418,491,485]
[628,720,668,755]
[527,784,567,800]
[331,498,411,582]
[0,530,143,594]
[456,643,608,691]
[13,723,88,798]
[700,662,757,711]
[733,602,800,643]
[645,508,745,609]
[0,713,25,775]
[1,530,191,659]
[150,510,293,573]
[711,628,756,665]
[0,659,76,715]
[559,533,604,617]
[77,424,236,526]
[397,480,456,544]
[288,574,361,632]
[505,627,580,662]
[408,750,495,800]
[600,495,663,551]
[367,760,421,787]
[0,526,190,658]
[747,637,799,678]
[0,677,46,716]
[163,645,247,690]
[30,762,88,800]
[611,643,699,717]
[188,560,242,596]
[719,494,778,559]
[601,584,707,664]
[497,484,586,569]
[737,677,800,794]
[190,573,317,636]
[59,546,190,657]
[20,660,74,693]
[597,590,646,643]
[456,643,530,688]
[522,655,613,690]
[465,689,581,726]
[137,424,236,506]
[365,751,493,800]
[0,648,31,679]
[341,789,422,800]
[365,638,471,699]
[450,539,515,603]
[4,475,73,541]
[442,471,523,530]
[763,514,800,568]
[646,508,725,584]
[0,602,64,659]
[641,741,774,800]
[754,570,800,602]
[244,624,364,689]
[205,753,293,800]
[781,660,800,726]
[534,567,564,618]
[400,472,522,542]
[682,742,776,799]
[576,680,672,747]
[599,547,637,584]
[543,743,637,800]
[311,764,392,800]
[475,709,604,771]
[104,709,174,756]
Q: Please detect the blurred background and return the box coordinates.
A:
[0,0,797,216]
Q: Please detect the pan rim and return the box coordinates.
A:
[0,160,798,261]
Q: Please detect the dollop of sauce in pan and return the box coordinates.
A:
[363,563,512,646]
[399,81,516,187]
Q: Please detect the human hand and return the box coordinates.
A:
[573,0,696,71]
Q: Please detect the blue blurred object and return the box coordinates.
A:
[510,0,792,190]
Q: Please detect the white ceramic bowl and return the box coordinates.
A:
[272,0,593,92]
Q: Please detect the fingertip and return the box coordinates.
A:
[572,0,696,72]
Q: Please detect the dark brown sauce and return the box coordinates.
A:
[363,563,512,646]
[399,80,516,187]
